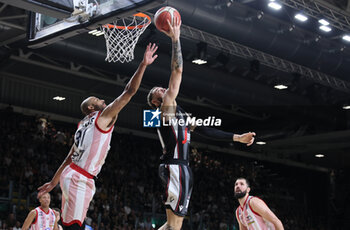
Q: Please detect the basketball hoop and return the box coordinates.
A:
[102,13,151,63]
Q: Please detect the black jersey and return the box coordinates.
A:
[159,106,191,162]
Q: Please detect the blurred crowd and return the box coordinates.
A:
[0,107,328,229]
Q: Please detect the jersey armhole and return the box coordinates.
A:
[248,197,262,217]
[95,111,114,134]
[32,209,38,225]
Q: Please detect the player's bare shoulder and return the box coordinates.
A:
[160,100,177,121]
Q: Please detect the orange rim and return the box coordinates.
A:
[104,13,151,30]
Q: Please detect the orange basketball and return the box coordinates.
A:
[154,6,181,32]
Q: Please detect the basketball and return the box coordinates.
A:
[154,6,181,32]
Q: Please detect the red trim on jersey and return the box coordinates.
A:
[32,209,38,225]
[39,207,50,215]
[70,163,94,179]
[182,128,188,144]
[176,165,182,211]
[248,197,265,217]
[95,110,114,134]
[235,208,242,225]
[240,195,249,210]
[77,121,80,129]
[62,219,83,227]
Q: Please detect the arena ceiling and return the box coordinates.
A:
[0,0,350,170]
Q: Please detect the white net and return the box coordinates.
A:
[102,13,150,63]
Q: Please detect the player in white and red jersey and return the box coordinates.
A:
[37,43,158,230]
[234,178,284,230]
[22,192,59,230]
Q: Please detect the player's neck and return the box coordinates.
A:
[40,206,49,212]
[238,194,249,207]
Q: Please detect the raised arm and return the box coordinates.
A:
[37,144,75,198]
[193,126,256,146]
[161,17,183,106]
[98,43,158,129]
[21,209,36,230]
[249,197,284,230]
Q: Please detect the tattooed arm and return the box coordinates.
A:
[158,223,176,230]
[161,16,183,106]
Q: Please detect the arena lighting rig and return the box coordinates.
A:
[265,0,350,42]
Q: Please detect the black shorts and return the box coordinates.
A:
[159,163,193,217]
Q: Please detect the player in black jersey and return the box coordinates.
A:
[147,17,255,230]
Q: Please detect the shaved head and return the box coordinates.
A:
[80,96,106,115]
[80,96,94,115]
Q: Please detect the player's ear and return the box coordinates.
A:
[247,187,251,193]
[151,99,159,107]
[88,104,94,111]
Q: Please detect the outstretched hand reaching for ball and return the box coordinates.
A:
[142,43,158,66]
[160,16,181,41]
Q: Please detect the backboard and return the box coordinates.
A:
[28,0,164,48]
[0,0,74,19]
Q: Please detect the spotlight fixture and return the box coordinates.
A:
[319,25,332,32]
[318,19,329,26]
[274,84,288,90]
[192,59,207,65]
[315,154,325,158]
[343,105,350,109]
[88,29,104,36]
[343,35,350,42]
[256,141,266,145]
[88,29,98,34]
[295,13,308,22]
[53,96,66,101]
[268,2,282,10]
[192,42,207,65]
